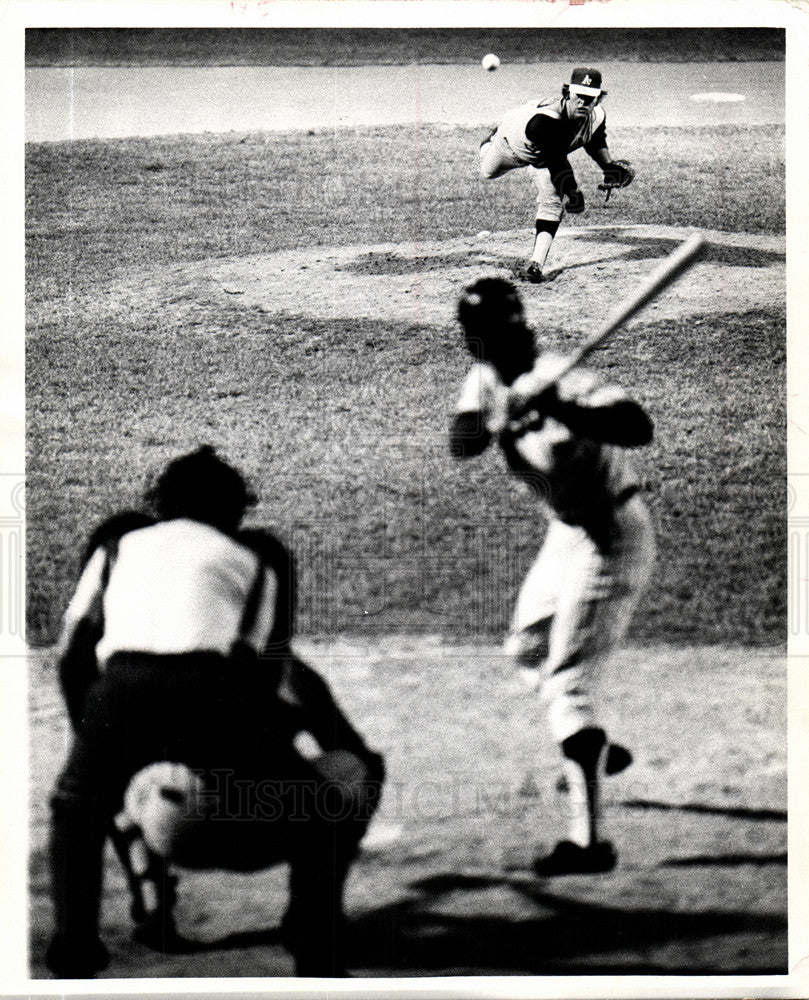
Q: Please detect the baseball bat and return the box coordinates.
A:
[559,231,705,379]
[508,232,705,431]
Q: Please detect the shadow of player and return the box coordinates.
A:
[344,870,786,975]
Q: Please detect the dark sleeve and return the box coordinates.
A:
[524,114,578,197]
[281,653,372,759]
[58,619,103,729]
[237,527,297,652]
[449,411,492,459]
[583,119,608,161]
[550,397,654,447]
[58,537,112,730]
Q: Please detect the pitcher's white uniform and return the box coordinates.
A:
[477,67,633,284]
[455,353,656,742]
[480,96,607,224]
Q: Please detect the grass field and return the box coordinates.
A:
[28,641,787,977]
[24,47,788,980]
[26,123,786,646]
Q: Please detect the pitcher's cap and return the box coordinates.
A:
[569,67,605,97]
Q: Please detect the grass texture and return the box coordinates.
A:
[25,123,786,646]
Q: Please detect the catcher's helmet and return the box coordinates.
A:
[123,762,206,861]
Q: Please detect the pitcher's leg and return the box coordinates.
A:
[478,129,523,179]
[523,168,565,282]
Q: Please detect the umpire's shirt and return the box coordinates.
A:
[62,518,278,666]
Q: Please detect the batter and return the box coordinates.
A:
[450,277,656,875]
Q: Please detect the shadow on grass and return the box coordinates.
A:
[346,871,787,975]
[28,850,786,975]
[661,853,787,867]
[569,230,784,269]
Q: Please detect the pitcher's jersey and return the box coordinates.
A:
[500,97,606,167]
[455,356,640,527]
[64,518,278,665]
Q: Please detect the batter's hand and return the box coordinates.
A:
[565,189,585,214]
[507,359,569,420]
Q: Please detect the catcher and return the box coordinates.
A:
[449,278,656,875]
[479,67,635,283]
[46,446,384,979]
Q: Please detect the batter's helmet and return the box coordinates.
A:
[457,277,534,372]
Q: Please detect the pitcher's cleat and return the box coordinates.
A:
[479,125,498,149]
[521,262,545,284]
[532,839,617,876]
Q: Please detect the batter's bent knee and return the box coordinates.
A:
[504,623,549,666]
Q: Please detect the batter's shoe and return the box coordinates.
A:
[605,742,633,775]
[520,262,545,284]
[532,839,617,876]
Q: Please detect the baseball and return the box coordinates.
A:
[481,53,500,72]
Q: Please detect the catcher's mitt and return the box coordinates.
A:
[123,761,206,859]
[597,160,635,202]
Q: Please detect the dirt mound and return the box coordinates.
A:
[204,224,785,335]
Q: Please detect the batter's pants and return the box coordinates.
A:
[479,131,565,223]
[504,495,656,742]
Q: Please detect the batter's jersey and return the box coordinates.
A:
[63,518,279,665]
[499,97,607,168]
[455,355,642,528]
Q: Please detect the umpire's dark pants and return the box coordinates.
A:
[49,652,371,978]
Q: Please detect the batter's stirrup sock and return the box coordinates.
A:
[561,727,607,848]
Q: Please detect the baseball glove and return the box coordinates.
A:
[597,160,635,202]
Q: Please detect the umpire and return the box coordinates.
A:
[47,445,384,978]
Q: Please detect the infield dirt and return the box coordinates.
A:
[28,639,786,978]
